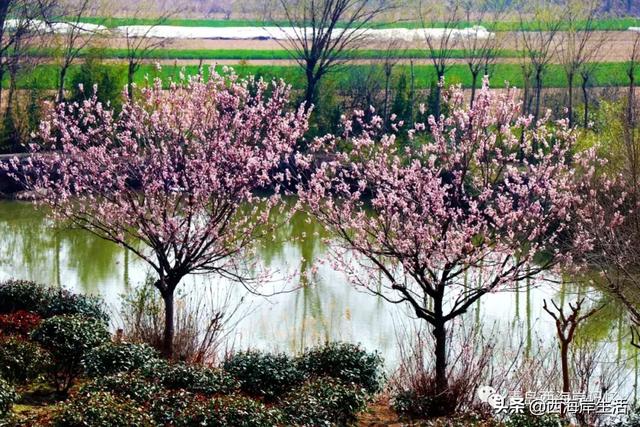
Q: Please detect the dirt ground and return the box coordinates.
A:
[56,29,640,64]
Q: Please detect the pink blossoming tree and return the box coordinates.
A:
[295,80,612,411]
[11,71,309,356]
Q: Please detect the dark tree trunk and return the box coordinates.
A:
[155,278,179,359]
[434,70,444,120]
[433,319,447,395]
[383,71,391,128]
[560,339,570,394]
[582,75,589,129]
[57,65,68,103]
[304,67,319,111]
[534,68,543,122]
[567,72,574,128]
[470,70,479,108]
[128,61,136,100]
[162,290,175,358]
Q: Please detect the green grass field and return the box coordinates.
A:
[26,47,523,61]
[72,16,640,31]
[12,61,639,92]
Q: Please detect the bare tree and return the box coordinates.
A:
[276,0,391,111]
[516,0,565,121]
[558,0,605,128]
[0,0,51,109]
[380,39,404,128]
[118,1,175,100]
[419,0,462,119]
[458,1,503,108]
[53,0,104,103]
[543,298,600,398]
[627,33,640,129]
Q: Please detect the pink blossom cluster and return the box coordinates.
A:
[295,79,617,322]
[11,70,309,285]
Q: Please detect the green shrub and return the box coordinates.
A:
[51,392,153,427]
[0,280,107,322]
[0,378,17,419]
[173,395,283,427]
[223,350,303,400]
[31,315,110,392]
[0,337,51,384]
[83,342,160,378]
[390,389,436,417]
[296,342,384,393]
[157,362,239,396]
[81,372,162,403]
[280,377,368,426]
[70,51,126,112]
[147,389,199,426]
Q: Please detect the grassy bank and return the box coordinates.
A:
[11,61,638,91]
[71,16,640,31]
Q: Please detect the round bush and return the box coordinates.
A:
[296,342,384,393]
[0,378,17,419]
[147,389,199,426]
[51,392,153,427]
[81,372,162,404]
[0,337,51,384]
[0,280,107,322]
[83,342,160,378]
[31,315,110,391]
[157,363,239,396]
[223,350,303,400]
[174,395,283,427]
[280,377,368,426]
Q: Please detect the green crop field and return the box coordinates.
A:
[10,61,639,92]
[26,47,523,61]
[72,16,640,31]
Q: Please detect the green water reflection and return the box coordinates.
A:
[0,199,635,396]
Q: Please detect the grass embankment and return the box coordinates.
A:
[12,62,639,91]
[26,47,523,61]
[72,16,640,31]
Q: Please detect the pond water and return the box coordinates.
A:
[0,200,637,399]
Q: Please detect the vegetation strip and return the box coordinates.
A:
[25,47,524,61]
[13,62,640,91]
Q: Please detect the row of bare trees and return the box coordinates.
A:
[275,0,616,129]
[0,0,174,150]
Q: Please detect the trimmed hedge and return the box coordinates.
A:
[83,342,161,378]
[223,350,304,400]
[31,315,110,392]
[173,395,283,427]
[297,342,384,393]
[0,337,51,385]
[81,372,162,404]
[156,363,240,396]
[280,377,369,426]
[51,392,153,427]
[0,280,108,322]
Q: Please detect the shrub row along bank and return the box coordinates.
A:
[10,62,640,92]
[0,280,384,426]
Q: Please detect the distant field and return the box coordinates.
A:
[73,16,640,31]
[26,48,524,60]
[11,61,639,91]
